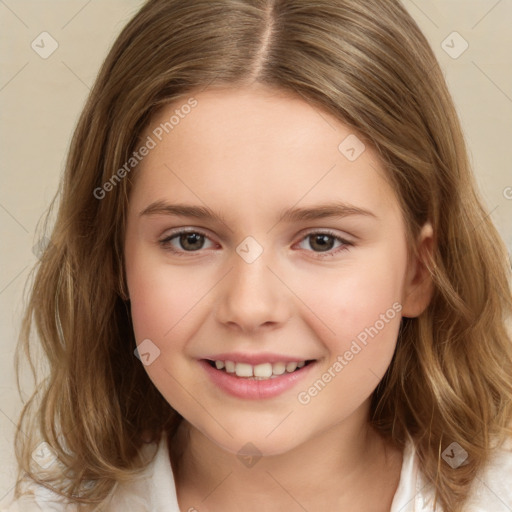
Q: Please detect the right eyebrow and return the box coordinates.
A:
[139,201,229,225]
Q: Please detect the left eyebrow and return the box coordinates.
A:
[276,201,378,223]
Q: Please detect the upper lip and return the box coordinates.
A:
[202,352,316,365]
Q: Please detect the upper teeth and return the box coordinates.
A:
[215,360,306,379]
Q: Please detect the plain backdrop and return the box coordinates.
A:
[1,0,511,500]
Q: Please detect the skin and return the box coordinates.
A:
[124,84,433,511]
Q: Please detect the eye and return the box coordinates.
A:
[158,228,352,257]
[159,229,216,254]
[296,231,352,257]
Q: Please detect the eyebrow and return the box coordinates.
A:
[139,200,377,223]
[277,202,377,222]
[139,201,229,224]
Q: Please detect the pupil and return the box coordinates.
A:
[180,233,204,251]
[311,234,334,252]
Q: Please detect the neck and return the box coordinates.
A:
[169,403,403,512]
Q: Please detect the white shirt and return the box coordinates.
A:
[2,435,511,511]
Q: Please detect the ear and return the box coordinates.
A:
[401,222,434,318]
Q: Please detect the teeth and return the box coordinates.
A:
[212,359,309,379]
[253,363,273,378]
[286,362,297,372]
[235,362,253,378]
[271,362,286,375]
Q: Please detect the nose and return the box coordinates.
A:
[214,249,291,333]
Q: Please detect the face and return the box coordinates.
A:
[124,85,427,456]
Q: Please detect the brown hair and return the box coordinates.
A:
[14,0,512,510]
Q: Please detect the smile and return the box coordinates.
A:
[208,359,312,380]
[200,358,318,400]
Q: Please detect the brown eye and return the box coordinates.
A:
[308,234,336,252]
[296,231,352,257]
[178,232,206,251]
[159,230,215,254]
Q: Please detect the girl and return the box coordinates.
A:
[4,0,512,511]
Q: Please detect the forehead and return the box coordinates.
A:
[130,85,400,222]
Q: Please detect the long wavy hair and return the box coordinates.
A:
[13,0,512,510]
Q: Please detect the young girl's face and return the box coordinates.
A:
[124,85,430,456]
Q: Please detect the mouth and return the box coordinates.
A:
[204,359,316,380]
[200,357,318,400]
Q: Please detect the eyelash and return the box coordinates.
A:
[158,229,353,258]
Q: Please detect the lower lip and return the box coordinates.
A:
[199,359,317,400]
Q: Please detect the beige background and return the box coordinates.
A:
[1,0,511,500]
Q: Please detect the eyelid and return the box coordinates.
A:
[160,226,212,239]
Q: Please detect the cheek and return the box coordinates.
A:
[125,253,209,409]
[294,253,405,344]
[127,257,192,345]
[125,237,214,339]
[293,266,403,417]
[289,243,406,403]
